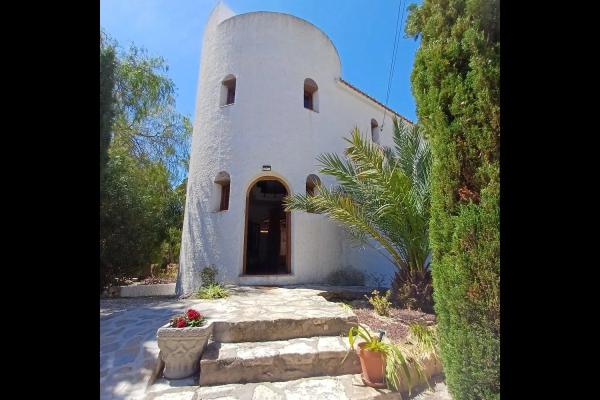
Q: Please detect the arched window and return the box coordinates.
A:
[306,174,321,214]
[306,174,321,196]
[220,75,236,106]
[371,119,380,144]
[304,78,319,112]
[214,171,230,211]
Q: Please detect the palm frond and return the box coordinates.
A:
[286,122,431,278]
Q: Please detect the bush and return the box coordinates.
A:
[406,1,500,398]
[366,290,392,316]
[197,283,229,300]
[391,268,433,313]
[326,266,365,286]
[200,265,218,288]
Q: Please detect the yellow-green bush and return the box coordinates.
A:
[367,290,392,317]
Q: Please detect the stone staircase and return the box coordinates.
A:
[200,332,360,386]
[186,287,360,386]
[145,287,436,399]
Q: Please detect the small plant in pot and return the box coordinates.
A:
[343,324,431,397]
[157,309,214,379]
[344,325,388,388]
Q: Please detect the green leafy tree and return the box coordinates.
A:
[112,40,191,184]
[100,139,173,287]
[406,0,500,398]
[100,31,116,181]
[284,118,433,311]
[99,31,191,290]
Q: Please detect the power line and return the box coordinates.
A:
[381,0,406,131]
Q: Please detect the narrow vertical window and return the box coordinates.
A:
[306,174,320,196]
[304,91,313,110]
[220,182,230,211]
[306,174,321,213]
[220,75,236,106]
[215,171,230,211]
[303,78,318,112]
[371,119,380,144]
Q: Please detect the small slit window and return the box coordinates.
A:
[306,174,321,196]
[371,119,380,144]
[215,171,230,211]
[306,174,321,213]
[220,75,236,106]
[303,78,319,112]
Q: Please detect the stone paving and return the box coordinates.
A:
[100,286,451,400]
[100,296,194,400]
[146,374,450,399]
[100,287,355,400]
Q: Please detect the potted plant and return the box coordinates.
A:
[157,309,214,379]
[344,325,388,388]
[343,324,430,395]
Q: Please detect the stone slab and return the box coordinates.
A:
[199,336,360,386]
[119,284,176,298]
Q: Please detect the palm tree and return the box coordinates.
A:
[284,117,433,311]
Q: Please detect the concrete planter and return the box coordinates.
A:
[157,322,214,379]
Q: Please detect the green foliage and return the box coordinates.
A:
[406,1,500,398]
[197,266,228,299]
[99,30,191,291]
[100,30,116,181]
[343,324,434,396]
[345,324,382,355]
[366,290,392,317]
[407,323,438,358]
[284,119,433,311]
[100,141,174,286]
[200,265,219,288]
[197,283,229,300]
[112,40,191,183]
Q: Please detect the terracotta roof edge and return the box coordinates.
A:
[337,78,414,125]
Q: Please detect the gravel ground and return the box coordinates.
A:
[347,300,436,343]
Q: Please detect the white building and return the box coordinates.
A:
[177,3,413,296]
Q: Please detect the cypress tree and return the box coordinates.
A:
[406,1,500,398]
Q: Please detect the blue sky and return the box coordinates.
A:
[100,0,421,123]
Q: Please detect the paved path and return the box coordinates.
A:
[100,287,451,400]
[100,296,193,400]
[146,374,451,399]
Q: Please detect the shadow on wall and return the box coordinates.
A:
[178,185,222,296]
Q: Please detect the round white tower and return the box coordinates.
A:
[177,5,353,295]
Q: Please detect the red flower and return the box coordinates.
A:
[175,317,187,328]
[186,309,202,321]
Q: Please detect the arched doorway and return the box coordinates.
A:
[244,178,291,275]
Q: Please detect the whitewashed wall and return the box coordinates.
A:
[177,4,407,295]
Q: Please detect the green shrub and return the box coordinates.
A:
[197,283,229,300]
[406,1,500,398]
[366,290,392,316]
[200,265,218,288]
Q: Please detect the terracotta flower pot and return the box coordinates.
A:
[357,342,387,388]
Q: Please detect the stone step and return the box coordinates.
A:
[211,315,357,343]
[146,374,397,400]
[199,336,361,386]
